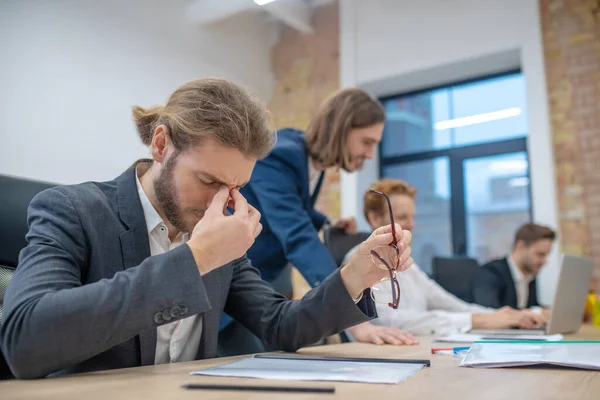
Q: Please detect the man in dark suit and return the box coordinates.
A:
[0,78,413,379]
[472,223,556,310]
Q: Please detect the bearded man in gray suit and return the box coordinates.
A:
[0,78,413,379]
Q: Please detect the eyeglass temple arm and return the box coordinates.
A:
[368,189,397,245]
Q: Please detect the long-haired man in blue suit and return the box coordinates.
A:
[218,89,418,356]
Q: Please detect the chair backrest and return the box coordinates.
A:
[0,265,15,380]
[432,256,480,303]
[324,227,371,268]
[0,265,15,324]
[0,174,55,380]
[0,174,56,267]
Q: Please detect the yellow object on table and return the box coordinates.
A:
[587,293,600,327]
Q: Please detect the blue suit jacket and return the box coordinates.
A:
[241,129,338,286]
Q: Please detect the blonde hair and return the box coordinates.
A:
[305,88,385,171]
[132,78,275,159]
[363,179,417,222]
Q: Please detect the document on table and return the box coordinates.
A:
[460,341,600,370]
[434,333,564,343]
[190,355,427,384]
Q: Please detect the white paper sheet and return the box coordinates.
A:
[435,333,564,343]
[460,342,600,370]
[191,357,425,384]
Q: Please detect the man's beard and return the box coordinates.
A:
[348,155,365,172]
[154,154,188,233]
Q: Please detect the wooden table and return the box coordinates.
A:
[2,325,599,400]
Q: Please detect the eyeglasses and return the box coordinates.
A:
[368,189,401,309]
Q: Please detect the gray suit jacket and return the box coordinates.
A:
[0,166,375,379]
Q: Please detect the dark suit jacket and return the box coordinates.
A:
[241,129,336,286]
[472,257,540,309]
[0,165,375,379]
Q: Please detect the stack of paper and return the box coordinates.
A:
[460,340,600,370]
[435,333,563,343]
[191,355,427,384]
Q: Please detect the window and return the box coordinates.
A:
[381,73,528,157]
[379,71,531,272]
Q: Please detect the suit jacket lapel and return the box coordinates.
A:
[501,258,518,309]
[300,147,311,210]
[116,165,156,366]
[528,279,538,307]
[309,171,325,208]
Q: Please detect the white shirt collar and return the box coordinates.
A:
[507,255,533,284]
[135,165,191,246]
[135,169,165,236]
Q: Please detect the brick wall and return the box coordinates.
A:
[268,1,340,298]
[268,1,341,220]
[540,0,600,288]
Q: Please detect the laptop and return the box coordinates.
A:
[469,253,594,336]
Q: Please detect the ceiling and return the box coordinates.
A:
[186,0,336,34]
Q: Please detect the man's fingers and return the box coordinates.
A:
[397,334,416,345]
[521,311,545,327]
[530,315,545,327]
[372,336,384,345]
[516,315,534,329]
[383,330,409,345]
[206,186,230,216]
[401,257,414,271]
[400,229,412,247]
[397,330,417,343]
[231,189,249,222]
[252,221,263,239]
[528,311,547,326]
[399,246,412,266]
[256,223,263,238]
[364,231,397,250]
[370,327,417,346]
[371,224,409,247]
[373,223,403,237]
[390,330,418,345]
[379,332,402,346]
[345,218,358,234]
[248,205,262,238]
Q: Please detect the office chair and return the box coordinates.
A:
[0,174,56,380]
[0,265,16,380]
[323,226,371,343]
[431,256,480,303]
[323,227,371,268]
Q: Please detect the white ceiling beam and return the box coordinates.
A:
[263,0,313,34]
[186,0,314,34]
[186,0,255,26]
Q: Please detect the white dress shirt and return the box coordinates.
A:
[135,170,203,365]
[507,256,533,310]
[344,246,493,336]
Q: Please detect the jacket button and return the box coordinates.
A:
[162,309,172,322]
[154,312,164,324]
[170,307,180,318]
[179,305,188,315]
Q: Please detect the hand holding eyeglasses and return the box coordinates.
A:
[340,222,413,307]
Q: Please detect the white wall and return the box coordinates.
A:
[339,0,560,305]
[0,0,275,184]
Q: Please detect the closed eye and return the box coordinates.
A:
[199,178,218,187]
